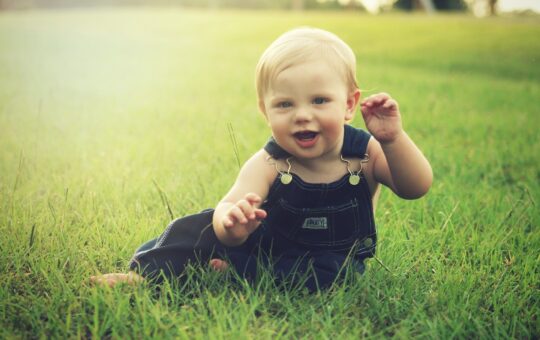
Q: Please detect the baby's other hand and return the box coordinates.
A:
[222,193,267,242]
[360,93,403,144]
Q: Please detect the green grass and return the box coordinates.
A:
[1,8,539,338]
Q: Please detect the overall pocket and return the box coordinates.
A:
[269,198,362,247]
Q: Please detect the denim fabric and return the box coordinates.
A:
[129,126,376,291]
[262,125,376,257]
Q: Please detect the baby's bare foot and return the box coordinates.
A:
[90,271,144,287]
[209,259,229,272]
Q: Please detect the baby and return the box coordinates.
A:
[92,27,432,291]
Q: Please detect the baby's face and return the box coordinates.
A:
[260,58,357,160]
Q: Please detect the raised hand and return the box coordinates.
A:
[360,93,403,144]
[221,193,267,243]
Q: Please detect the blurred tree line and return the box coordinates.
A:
[0,0,497,15]
[0,0,345,10]
[394,0,465,11]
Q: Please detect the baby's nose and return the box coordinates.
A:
[293,106,313,122]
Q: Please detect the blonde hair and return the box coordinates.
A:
[255,27,358,101]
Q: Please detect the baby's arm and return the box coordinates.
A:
[213,149,275,246]
[361,93,432,199]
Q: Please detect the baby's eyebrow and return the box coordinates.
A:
[270,96,293,102]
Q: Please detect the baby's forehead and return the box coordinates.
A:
[256,37,358,100]
[267,57,349,87]
[285,48,344,69]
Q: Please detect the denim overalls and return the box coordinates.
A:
[129,125,376,291]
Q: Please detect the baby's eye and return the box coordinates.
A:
[277,101,292,108]
[313,97,329,105]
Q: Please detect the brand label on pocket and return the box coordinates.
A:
[302,217,328,230]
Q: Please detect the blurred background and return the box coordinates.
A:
[0,0,539,17]
[0,1,538,337]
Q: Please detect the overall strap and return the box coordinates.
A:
[341,125,371,158]
[263,125,371,159]
[263,137,291,159]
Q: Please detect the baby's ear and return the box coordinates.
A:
[345,89,361,121]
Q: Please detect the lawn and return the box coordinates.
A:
[0,8,538,338]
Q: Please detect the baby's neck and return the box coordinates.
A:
[291,150,348,183]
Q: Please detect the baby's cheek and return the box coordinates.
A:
[320,119,343,138]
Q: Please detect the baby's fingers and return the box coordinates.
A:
[373,92,391,104]
[244,193,262,205]
[222,216,234,228]
[237,199,256,220]
[382,98,398,110]
[225,206,248,227]
[362,93,391,107]
[254,208,267,220]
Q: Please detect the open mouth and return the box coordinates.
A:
[293,131,319,148]
[293,131,318,140]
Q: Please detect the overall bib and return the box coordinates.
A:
[129,125,376,291]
